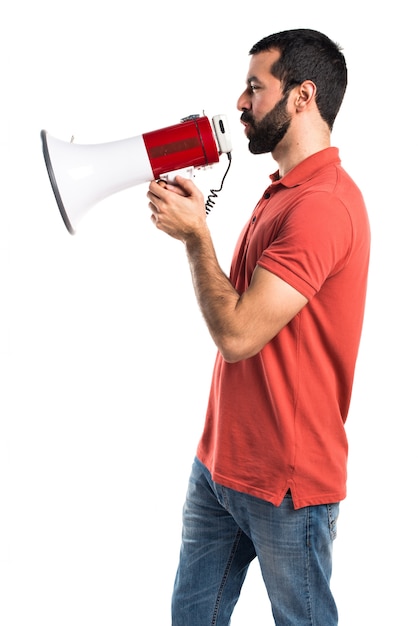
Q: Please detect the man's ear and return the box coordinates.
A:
[294,80,317,111]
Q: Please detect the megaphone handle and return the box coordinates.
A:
[158,166,194,184]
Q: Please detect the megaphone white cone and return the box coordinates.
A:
[41,131,154,234]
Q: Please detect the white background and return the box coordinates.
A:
[1,1,416,624]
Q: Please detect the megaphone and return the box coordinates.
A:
[41,114,232,234]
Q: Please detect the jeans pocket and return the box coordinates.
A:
[326,502,340,541]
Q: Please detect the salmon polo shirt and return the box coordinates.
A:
[196,147,370,509]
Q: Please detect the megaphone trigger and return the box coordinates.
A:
[158,166,195,185]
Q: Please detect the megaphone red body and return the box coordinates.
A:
[41,114,232,234]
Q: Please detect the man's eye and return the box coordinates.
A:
[249,84,260,93]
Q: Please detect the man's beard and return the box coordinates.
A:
[241,93,291,154]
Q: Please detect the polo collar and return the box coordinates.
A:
[269,147,340,188]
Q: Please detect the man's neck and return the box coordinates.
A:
[272,122,331,177]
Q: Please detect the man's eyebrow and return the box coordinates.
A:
[247,75,262,85]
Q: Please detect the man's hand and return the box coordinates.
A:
[147,176,208,242]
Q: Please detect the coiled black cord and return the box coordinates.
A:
[205,152,232,215]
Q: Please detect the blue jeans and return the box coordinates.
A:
[172,458,339,625]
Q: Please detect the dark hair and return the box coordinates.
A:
[249,29,347,130]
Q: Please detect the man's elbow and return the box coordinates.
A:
[220,350,242,364]
[217,336,259,363]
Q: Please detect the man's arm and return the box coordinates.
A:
[147,176,308,362]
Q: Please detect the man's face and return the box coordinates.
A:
[237,49,292,154]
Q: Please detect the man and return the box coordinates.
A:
[148,28,370,626]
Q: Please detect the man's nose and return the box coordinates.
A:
[237,90,251,111]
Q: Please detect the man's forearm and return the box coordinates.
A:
[185,229,241,359]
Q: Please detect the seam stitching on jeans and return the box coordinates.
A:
[210,528,243,625]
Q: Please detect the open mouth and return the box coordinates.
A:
[241,119,252,135]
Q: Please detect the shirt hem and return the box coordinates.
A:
[197,455,345,510]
